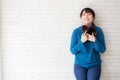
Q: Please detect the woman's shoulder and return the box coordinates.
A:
[95,26,104,35]
[73,26,82,33]
[95,26,103,31]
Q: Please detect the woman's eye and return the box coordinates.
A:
[83,14,85,16]
[88,13,91,15]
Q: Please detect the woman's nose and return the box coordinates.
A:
[85,15,88,18]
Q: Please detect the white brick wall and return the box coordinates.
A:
[1,0,120,80]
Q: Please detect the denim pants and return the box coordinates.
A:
[74,64,101,80]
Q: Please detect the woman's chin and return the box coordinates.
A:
[83,22,91,26]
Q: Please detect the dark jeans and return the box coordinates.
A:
[74,64,101,80]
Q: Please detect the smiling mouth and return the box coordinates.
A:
[84,19,89,21]
[84,18,89,20]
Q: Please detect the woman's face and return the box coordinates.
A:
[81,10,94,26]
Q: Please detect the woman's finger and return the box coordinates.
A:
[84,30,87,35]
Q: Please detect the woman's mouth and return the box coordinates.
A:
[84,19,89,21]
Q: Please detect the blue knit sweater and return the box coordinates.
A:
[70,26,106,68]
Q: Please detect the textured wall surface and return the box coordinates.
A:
[1,0,120,80]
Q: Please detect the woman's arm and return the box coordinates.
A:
[70,30,86,55]
[93,28,106,53]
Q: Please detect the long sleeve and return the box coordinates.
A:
[70,30,86,55]
[93,28,106,53]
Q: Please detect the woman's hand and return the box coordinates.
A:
[81,31,88,43]
[87,32,95,42]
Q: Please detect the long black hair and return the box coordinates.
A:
[80,7,97,37]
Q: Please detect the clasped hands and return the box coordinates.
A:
[81,31,95,43]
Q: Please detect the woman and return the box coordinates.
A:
[70,7,106,80]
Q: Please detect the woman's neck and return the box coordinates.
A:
[85,23,92,27]
[82,23,92,28]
